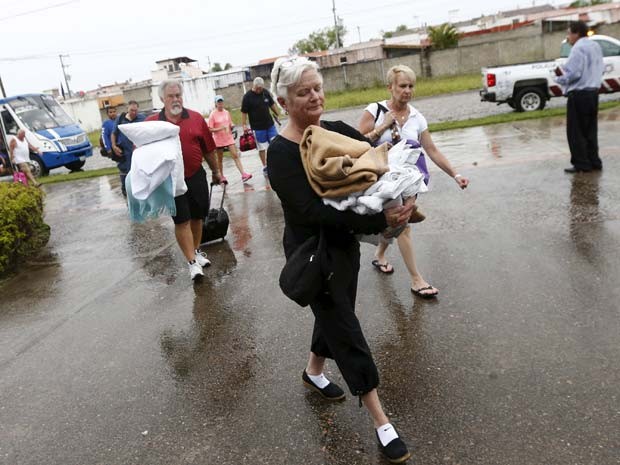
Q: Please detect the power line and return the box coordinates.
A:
[0,0,415,62]
[0,0,79,22]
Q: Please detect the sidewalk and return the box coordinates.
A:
[1,111,619,465]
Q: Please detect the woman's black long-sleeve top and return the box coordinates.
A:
[267,120,388,257]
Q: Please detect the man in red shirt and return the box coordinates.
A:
[147,80,221,281]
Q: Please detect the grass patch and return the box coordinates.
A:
[88,130,100,148]
[39,167,118,185]
[429,100,620,132]
[230,108,243,126]
[324,74,481,110]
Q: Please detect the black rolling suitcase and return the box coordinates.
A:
[201,182,229,244]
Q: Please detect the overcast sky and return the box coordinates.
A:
[0,0,567,96]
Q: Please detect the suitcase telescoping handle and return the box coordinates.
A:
[209,181,226,212]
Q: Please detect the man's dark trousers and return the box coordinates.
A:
[566,89,602,171]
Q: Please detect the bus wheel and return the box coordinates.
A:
[29,153,49,177]
[64,160,86,172]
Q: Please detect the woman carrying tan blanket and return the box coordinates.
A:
[299,124,388,198]
[267,56,415,463]
[359,65,469,298]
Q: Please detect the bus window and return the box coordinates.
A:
[40,94,73,126]
[1,110,19,135]
[8,95,73,131]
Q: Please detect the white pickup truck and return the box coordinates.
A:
[480,34,620,111]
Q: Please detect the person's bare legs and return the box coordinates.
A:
[306,353,388,426]
[258,149,267,167]
[373,240,394,273]
[228,144,246,175]
[190,219,204,251]
[305,352,326,376]
[175,221,196,261]
[216,149,225,176]
[362,389,390,427]
[19,163,39,186]
[396,226,438,294]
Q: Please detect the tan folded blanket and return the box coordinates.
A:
[300,125,389,198]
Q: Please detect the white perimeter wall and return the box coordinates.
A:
[60,98,102,133]
[151,75,216,117]
[59,74,218,134]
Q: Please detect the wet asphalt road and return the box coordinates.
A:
[1,110,620,465]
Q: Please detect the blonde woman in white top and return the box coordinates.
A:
[359,65,469,298]
[9,129,41,187]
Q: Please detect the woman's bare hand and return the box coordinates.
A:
[382,112,395,128]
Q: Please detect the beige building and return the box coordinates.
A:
[151,57,205,82]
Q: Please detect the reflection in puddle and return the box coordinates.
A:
[568,172,602,262]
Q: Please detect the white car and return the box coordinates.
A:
[480,34,620,112]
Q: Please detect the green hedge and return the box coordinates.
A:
[0,183,50,276]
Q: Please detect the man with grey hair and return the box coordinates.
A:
[147,80,221,281]
[241,76,281,174]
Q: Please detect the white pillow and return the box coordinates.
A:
[118,121,179,146]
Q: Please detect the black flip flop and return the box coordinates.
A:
[411,285,438,299]
[371,260,394,274]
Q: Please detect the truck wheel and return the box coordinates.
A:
[507,100,515,109]
[29,153,48,177]
[515,87,546,112]
[65,160,86,172]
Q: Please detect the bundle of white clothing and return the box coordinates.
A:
[323,139,428,215]
[118,121,187,222]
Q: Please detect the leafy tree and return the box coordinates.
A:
[382,24,409,39]
[224,63,233,70]
[211,62,223,72]
[428,23,459,50]
[569,0,609,6]
[290,23,347,54]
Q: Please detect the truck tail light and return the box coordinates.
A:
[487,73,496,88]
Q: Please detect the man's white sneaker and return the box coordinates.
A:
[189,261,204,281]
[194,250,211,268]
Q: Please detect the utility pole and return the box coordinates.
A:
[332,0,340,48]
[357,26,361,43]
[0,75,6,98]
[59,54,72,98]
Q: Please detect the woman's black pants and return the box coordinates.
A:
[308,247,379,397]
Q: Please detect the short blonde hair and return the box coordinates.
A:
[386,65,416,87]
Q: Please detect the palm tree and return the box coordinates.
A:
[428,23,459,50]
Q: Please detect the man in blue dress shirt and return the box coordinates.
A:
[555,20,605,173]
